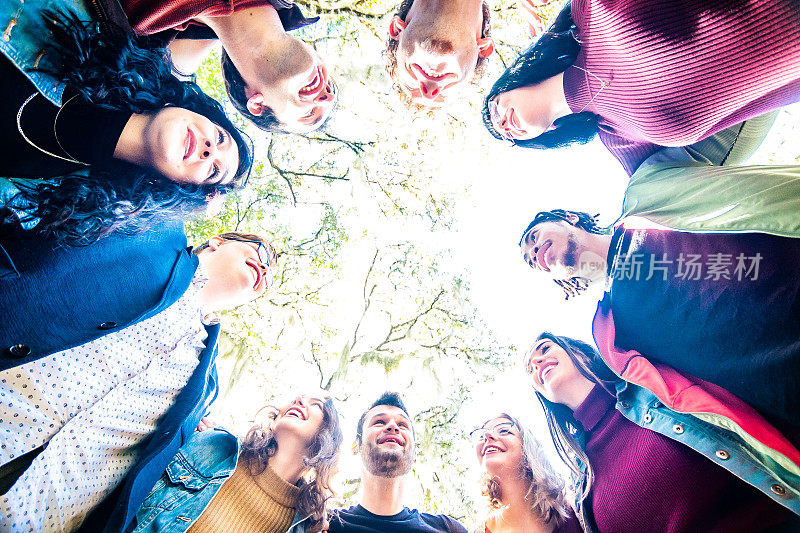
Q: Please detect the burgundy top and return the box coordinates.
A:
[563,0,800,175]
[121,0,301,35]
[558,385,793,533]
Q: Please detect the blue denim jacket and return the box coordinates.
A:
[573,381,800,532]
[0,0,93,105]
[133,428,312,533]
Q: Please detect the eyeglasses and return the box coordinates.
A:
[469,420,516,445]
[223,236,274,268]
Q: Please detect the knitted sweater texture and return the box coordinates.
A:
[563,0,800,175]
[188,460,300,533]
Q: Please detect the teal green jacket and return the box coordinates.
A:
[621,110,800,239]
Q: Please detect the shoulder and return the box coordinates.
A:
[418,512,468,533]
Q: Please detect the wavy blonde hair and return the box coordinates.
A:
[479,413,569,527]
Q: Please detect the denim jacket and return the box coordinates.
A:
[573,303,800,532]
[0,0,87,105]
[133,428,312,533]
[1,0,131,106]
[572,379,800,532]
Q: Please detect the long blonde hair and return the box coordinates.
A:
[479,413,569,528]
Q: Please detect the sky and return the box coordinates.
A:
[207,4,800,517]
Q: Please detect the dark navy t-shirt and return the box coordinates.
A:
[606,225,800,431]
[328,505,467,533]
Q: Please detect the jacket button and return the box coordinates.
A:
[8,344,31,358]
[672,424,684,434]
[771,484,787,496]
[98,322,117,330]
[715,450,729,460]
[178,475,190,481]
[643,413,652,423]
[619,401,630,409]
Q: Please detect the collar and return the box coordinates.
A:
[572,384,615,433]
[191,263,220,325]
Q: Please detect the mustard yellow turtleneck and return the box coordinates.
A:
[188,459,301,533]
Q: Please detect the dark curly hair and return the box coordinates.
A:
[241,398,343,533]
[482,1,599,148]
[385,0,492,108]
[4,12,253,245]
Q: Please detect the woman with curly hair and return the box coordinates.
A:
[526,332,800,532]
[482,0,800,175]
[0,3,253,244]
[471,413,578,533]
[134,395,343,532]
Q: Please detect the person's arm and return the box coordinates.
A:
[622,163,800,238]
[641,111,778,168]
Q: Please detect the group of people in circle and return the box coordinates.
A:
[1,0,800,531]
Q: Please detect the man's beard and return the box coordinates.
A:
[363,441,414,478]
[564,236,578,271]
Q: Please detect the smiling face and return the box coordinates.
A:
[473,416,524,478]
[272,396,327,448]
[196,236,273,311]
[388,6,493,107]
[525,338,594,408]
[359,405,415,478]
[245,39,336,133]
[489,84,555,141]
[520,218,588,282]
[142,107,240,185]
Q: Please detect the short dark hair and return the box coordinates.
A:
[385,0,492,107]
[356,391,412,444]
[482,1,600,149]
[192,231,278,266]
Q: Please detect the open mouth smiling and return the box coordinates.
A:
[300,67,324,98]
[378,435,404,446]
[285,406,307,420]
[535,241,552,272]
[538,360,557,385]
[481,443,504,456]
[247,260,263,290]
[410,63,455,82]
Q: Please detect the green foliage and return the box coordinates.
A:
[187,0,569,523]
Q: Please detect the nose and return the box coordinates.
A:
[419,80,441,100]
[527,352,545,374]
[384,420,400,433]
[199,137,216,160]
[292,396,305,406]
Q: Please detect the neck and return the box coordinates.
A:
[267,439,307,485]
[359,470,406,516]
[545,72,571,123]
[197,6,286,84]
[563,379,596,412]
[488,476,554,533]
[113,113,150,167]
[577,232,613,284]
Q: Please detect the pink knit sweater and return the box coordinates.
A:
[563,0,800,175]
